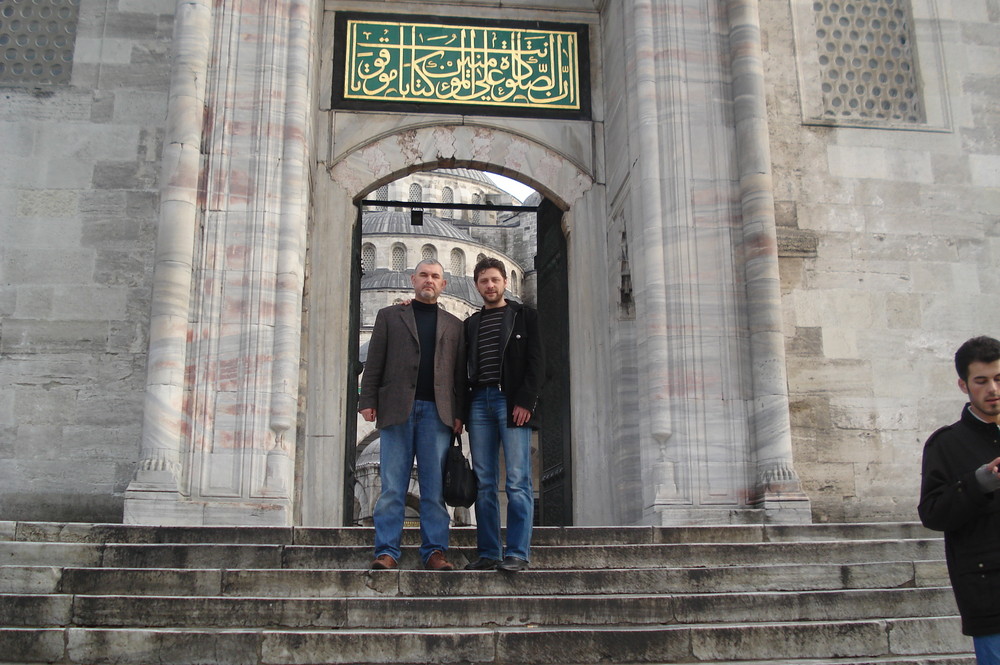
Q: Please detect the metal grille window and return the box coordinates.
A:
[421,244,436,261]
[441,187,455,217]
[391,244,406,271]
[408,183,422,202]
[0,0,79,85]
[361,244,376,273]
[375,185,388,212]
[471,194,482,224]
[812,0,923,123]
[450,248,464,276]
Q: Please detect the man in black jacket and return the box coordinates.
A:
[919,336,1000,663]
[463,257,544,573]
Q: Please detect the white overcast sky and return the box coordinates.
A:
[487,173,536,202]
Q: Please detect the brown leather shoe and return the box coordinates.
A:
[424,550,455,571]
[370,554,398,570]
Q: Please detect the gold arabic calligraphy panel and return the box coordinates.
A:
[337,14,587,116]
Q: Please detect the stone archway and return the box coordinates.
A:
[299,124,602,526]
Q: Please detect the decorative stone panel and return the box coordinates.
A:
[0,0,78,85]
[791,0,950,130]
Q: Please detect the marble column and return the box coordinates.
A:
[126,0,314,525]
[727,0,811,521]
[630,0,680,515]
[125,0,212,518]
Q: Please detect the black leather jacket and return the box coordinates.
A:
[464,300,544,429]
[918,405,1000,636]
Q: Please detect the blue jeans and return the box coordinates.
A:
[467,386,533,562]
[373,400,452,563]
[976,633,1000,665]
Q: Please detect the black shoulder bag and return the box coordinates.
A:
[443,433,478,508]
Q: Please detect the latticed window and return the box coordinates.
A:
[0,0,79,85]
[391,244,406,271]
[361,244,376,273]
[510,271,518,295]
[375,185,389,211]
[476,253,487,267]
[450,249,465,276]
[441,187,453,205]
[812,0,923,123]
[471,194,482,224]
[421,244,437,261]
[408,183,422,202]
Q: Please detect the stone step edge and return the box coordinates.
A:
[4,587,959,630]
[1,558,949,577]
[1,560,949,595]
[0,538,945,547]
[4,619,971,665]
[2,585,958,603]
[1,616,967,634]
[1,521,939,545]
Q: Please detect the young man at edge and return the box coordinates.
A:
[463,257,544,573]
[919,336,1000,664]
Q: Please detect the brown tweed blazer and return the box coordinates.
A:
[359,303,466,430]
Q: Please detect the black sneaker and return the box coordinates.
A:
[497,556,529,572]
[464,557,501,570]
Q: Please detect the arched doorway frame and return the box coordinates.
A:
[300,123,608,526]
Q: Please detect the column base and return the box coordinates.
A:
[123,493,292,526]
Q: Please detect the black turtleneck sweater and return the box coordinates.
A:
[411,300,438,402]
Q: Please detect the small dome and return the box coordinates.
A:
[362,211,475,242]
[360,268,482,305]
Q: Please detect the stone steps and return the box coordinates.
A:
[0,521,974,665]
[3,620,972,664]
[0,539,946,570]
[0,560,951,596]
[3,587,957,628]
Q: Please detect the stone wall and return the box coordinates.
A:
[0,0,173,521]
[762,0,1000,521]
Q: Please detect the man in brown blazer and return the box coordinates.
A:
[359,259,465,571]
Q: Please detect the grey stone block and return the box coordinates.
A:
[0,491,124,523]
[692,621,889,660]
[0,565,62,593]
[72,595,348,629]
[0,594,73,626]
[94,64,171,92]
[499,626,692,663]
[101,543,285,569]
[0,628,66,662]
[2,249,96,285]
[49,286,129,320]
[345,594,677,628]
[62,568,224,596]
[0,542,103,567]
[0,320,108,354]
[223,569,390,599]
[260,628,495,665]
[66,627,260,665]
[889,617,970,656]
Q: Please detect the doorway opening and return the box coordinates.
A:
[344,168,572,528]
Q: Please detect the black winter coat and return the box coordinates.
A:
[464,301,544,429]
[918,405,1000,637]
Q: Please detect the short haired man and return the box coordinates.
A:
[463,257,544,573]
[359,259,465,571]
[919,336,1000,663]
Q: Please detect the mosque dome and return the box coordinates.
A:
[362,211,475,242]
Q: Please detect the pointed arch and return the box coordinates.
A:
[328,124,594,212]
